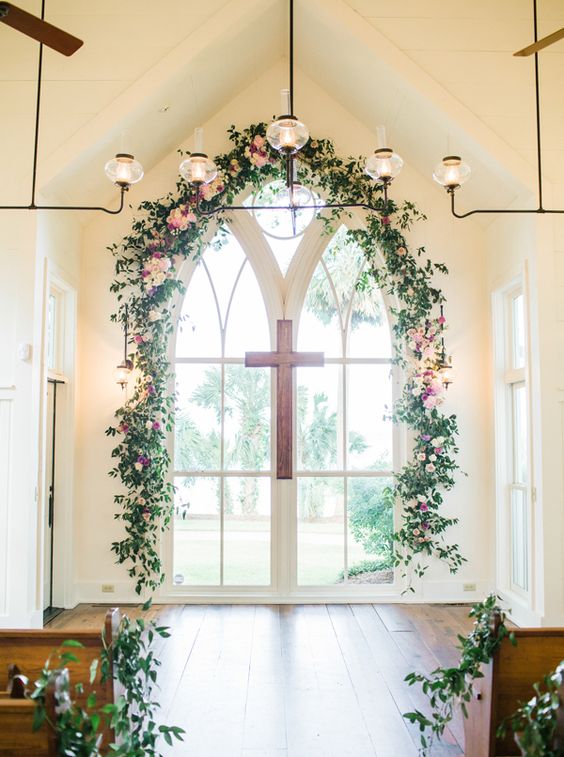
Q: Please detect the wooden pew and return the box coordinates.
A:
[0,608,120,756]
[464,625,564,756]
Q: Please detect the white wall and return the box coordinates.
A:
[0,209,81,628]
[485,208,564,627]
[75,66,493,604]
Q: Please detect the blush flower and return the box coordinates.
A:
[166,204,197,232]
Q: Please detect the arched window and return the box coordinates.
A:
[296,226,394,586]
[171,217,396,595]
[173,229,272,586]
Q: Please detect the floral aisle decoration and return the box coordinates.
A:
[107,122,463,594]
[31,602,185,755]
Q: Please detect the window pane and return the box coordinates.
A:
[513,383,527,484]
[224,260,270,356]
[347,477,394,584]
[347,286,391,358]
[347,365,393,471]
[512,293,525,369]
[224,365,271,471]
[176,262,222,358]
[297,477,344,585]
[511,486,528,591]
[173,476,220,585]
[296,365,341,471]
[47,294,57,370]
[224,477,271,585]
[175,365,221,471]
[298,262,343,357]
[203,232,246,326]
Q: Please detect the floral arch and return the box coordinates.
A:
[107,123,463,595]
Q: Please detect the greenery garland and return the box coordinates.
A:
[403,594,515,754]
[31,603,185,755]
[107,122,463,594]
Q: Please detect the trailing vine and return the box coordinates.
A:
[31,603,185,755]
[107,122,463,594]
[403,594,514,754]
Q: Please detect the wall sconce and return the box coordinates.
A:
[115,305,133,389]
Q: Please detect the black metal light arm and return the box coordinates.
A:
[448,187,564,219]
[449,0,564,219]
[194,192,388,218]
[0,0,128,215]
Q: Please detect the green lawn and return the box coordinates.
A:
[173,517,391,586]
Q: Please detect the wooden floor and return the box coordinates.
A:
[49,604,474,757]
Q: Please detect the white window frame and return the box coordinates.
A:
[493,274,533,605]
[162,205,404,602]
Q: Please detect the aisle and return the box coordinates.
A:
[51,603,473,756]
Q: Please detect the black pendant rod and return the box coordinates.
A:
[123,304,129,362]
[289,0,294,115]
[0,0,127,215]
[533,0,543,211]
[450,0,564,218]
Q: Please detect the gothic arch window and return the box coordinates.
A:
[171,215,396,595]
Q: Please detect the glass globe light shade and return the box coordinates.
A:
[251,179,318,239]
[433,155,471,189]
[114,359,133,389]
[104,153,144,187]
[179,153,218,185]
[365,148,404,182]
[266,116,309,154]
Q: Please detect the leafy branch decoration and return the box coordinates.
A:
[107,122,463,593]
[31,603,185,755]
[403,594,515,754]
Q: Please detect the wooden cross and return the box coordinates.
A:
[245,319,324,479]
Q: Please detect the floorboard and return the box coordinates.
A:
[48,603,475,756]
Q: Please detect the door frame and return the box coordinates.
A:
[38,262,77,614]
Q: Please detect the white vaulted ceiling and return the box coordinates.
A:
[1,0,564,213]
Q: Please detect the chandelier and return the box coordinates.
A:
[179,0,400,224]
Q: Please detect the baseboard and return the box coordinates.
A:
[74,581,149,606]
[420,579,494,604]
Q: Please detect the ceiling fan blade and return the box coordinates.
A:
[0,2,83,56]
[514,26,564,56]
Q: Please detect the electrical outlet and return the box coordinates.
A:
[101,584,115,593]
[463,582,477,592]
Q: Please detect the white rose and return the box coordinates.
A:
[429,454,437,462]
[148,310,161,322]
[145,421,153,430]
[134,462,143,472]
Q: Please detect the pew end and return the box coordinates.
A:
[464,627,564,756]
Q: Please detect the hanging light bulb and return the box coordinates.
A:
[266,89,310,155]
[104,153,144,188]
[433,155,471,190]
[179,127,218,186]
[365,126,403,183]
[438,356,454,390]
